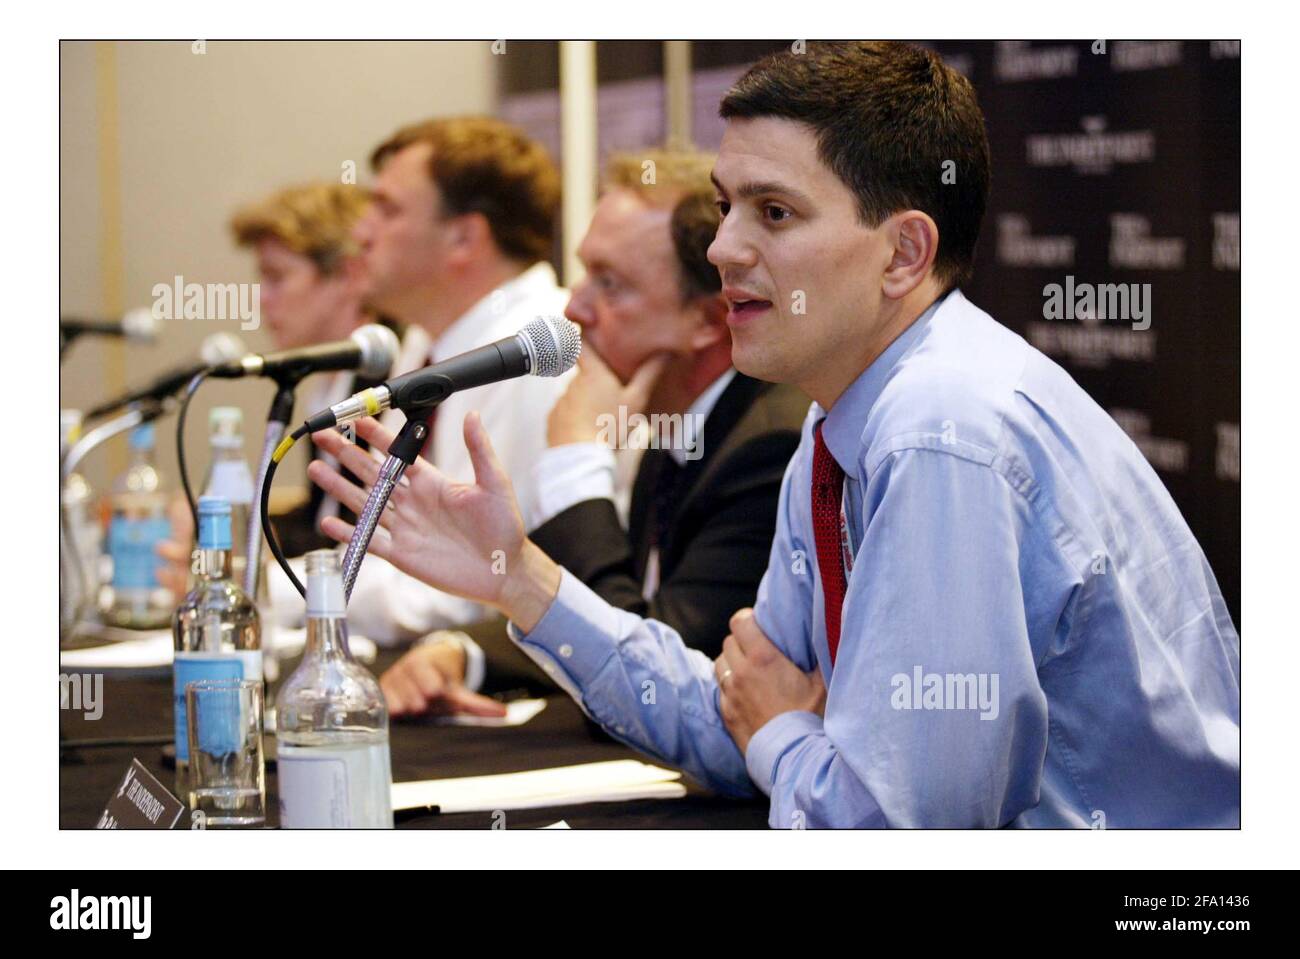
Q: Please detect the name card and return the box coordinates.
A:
[96,758,185,829]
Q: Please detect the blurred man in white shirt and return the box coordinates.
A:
[267,118,570,650]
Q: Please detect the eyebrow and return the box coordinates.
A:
[711,172,811,204]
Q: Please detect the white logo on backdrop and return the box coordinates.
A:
[997,215,1076,268]
[1109,214,1186,270]
[1026,117,1155,175]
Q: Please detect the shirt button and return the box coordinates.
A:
[558,644,574,659]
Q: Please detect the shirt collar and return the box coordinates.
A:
[431,261,561,362]
[819,289,958,473]
[670,368,737,466]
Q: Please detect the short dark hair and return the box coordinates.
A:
[720,41,991,289]
[371,116,559,265]
[670,191,723,301]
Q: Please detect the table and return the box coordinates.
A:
[59,650,771,829]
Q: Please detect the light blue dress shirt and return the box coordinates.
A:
[511,289,1240,828]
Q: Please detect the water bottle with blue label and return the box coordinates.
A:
[105,423,173,629]
[201,406,266,602]
[171,496,261,800]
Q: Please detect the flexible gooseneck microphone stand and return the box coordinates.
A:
[60,398,169,637]
[339,412,432,601]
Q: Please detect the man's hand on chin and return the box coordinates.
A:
[713,608,826,754]
[546,347,670,447]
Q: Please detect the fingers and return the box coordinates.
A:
[713,651,734,689]
[353,416,400,455]
[380,653,508,718]
[441,686,509,718]
[310,429,384,487]
[307,460,372,518]
[463,411,510,496]
[728,607,773,656]
[381,669,429,717]
[319,515,394,560]
[155,538,191,599]
[167,494,194,540]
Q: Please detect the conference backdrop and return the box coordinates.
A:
[500,39,1242,622]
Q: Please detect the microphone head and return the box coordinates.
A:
[122,308,162,343]
[519,315,581,378]
[351,323,401,380]
[200,332,248,367]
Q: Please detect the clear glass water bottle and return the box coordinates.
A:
[60,410,102,632]
[172,495,262,800]
[200,406,266,599]
[277,549,393,828]
[105,422,173,629]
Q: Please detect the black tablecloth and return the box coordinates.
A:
[59,650,770,829]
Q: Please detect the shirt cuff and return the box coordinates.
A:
[745,710,825,796]
[416,630,486,693]
[506,568,621,704]
[527,442,616,532]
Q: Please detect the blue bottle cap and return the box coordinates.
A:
[129,423,156,451]
[197,496,233,551]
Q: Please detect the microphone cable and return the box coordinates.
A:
[176,369,213,532]
[259,424,311,599]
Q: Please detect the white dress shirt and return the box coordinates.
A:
[269,262,573,644]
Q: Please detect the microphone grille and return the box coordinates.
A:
[201,332,247,366]
[351,323,401,380]
[122,308,162,343]
[520,316,581,378]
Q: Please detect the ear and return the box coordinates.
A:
[881,210,939,300]
[337,253,368,298]
[685,293,730,351]
[445,211,493,267]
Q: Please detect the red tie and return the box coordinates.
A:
[811,420,848,666]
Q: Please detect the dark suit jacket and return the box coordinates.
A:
[464,373,809,695]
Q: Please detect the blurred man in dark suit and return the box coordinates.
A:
[376,149,809,716]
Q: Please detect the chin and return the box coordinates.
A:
[730,339,777,383]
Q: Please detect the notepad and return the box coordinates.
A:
[391,759,686,814]
[59,628,377,670]
[432,698,547,727]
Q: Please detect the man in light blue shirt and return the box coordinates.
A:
[308,41,1240,827]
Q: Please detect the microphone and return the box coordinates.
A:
[209,323,399,384]
[301,315,581,433]
[61,308,161,344]
[84,333,246,420]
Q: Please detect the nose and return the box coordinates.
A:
[564,279,596,329]
[707,213,757,273]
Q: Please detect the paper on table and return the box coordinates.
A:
[391,759,686,814]
[59,627,377,670]
[433,698,547,727]
[59,632,172,669]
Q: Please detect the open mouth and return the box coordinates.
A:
[727,298,773,324]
